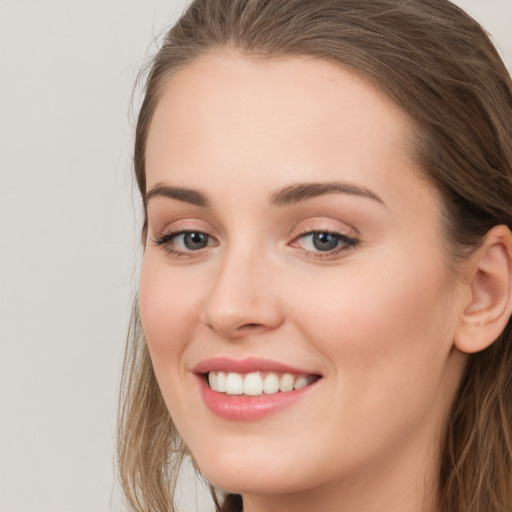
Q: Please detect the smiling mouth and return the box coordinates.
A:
[206,371,321,396]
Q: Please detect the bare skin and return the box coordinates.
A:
[139,53,512,512]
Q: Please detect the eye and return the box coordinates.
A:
[308,232,342,251]
[291,230,359,258]
[178,231,210,250]
[152,230,217,257]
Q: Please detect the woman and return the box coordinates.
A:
[117,1,512,511]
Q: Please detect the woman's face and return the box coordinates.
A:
[140,54,468,501]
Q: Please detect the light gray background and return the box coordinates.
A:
[1,1,511,511]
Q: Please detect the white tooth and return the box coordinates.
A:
[243,373,263,396]
[216,371,227,392]
[208,372,217,390]
[294,376,308,390]
[280,373,295,392]
[263,373,280,394]
[225,372,244,395]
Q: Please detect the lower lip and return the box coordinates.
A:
[198,377,318,421]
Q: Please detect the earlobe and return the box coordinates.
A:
[454,225,512,354]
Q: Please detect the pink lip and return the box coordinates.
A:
[192,357,317,375]
[192,357,321,421]
[199,382,317,421]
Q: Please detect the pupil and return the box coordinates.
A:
[313,232,338,251]
[184,232,208,250]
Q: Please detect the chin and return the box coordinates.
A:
[204,468,304,496]
[192,446,312,496]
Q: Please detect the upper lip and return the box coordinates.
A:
[192,357,320,376]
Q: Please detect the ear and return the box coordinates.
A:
[454,225,512,354]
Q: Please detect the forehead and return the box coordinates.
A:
[145,52,422,203]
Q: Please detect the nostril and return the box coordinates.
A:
[237,323,267,333]
[205,322,263,334]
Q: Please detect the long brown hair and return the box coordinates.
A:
[118,1,512,511]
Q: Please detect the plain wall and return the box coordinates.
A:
[0,1,511,511]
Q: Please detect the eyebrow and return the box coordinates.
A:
[270,181,385,207]
[145,184,209,207]
[145,181,385,208]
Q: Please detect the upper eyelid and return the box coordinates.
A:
[151,216,360,245]
[289,222,359,241]
[153,229,216,243]
[150,221,218,239]
[152,222,357,237]
[148,212,358,234]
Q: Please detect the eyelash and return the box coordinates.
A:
[152,231,217,259]
[152,229,359,260]
[290,229,359,259]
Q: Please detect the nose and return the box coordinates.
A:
[201,248,284,339]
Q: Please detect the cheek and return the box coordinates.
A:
[139,256,202,369]
[295,255,450,342]
[290,251,456,413]
[274,254,460,474]
[138,256,210,429]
